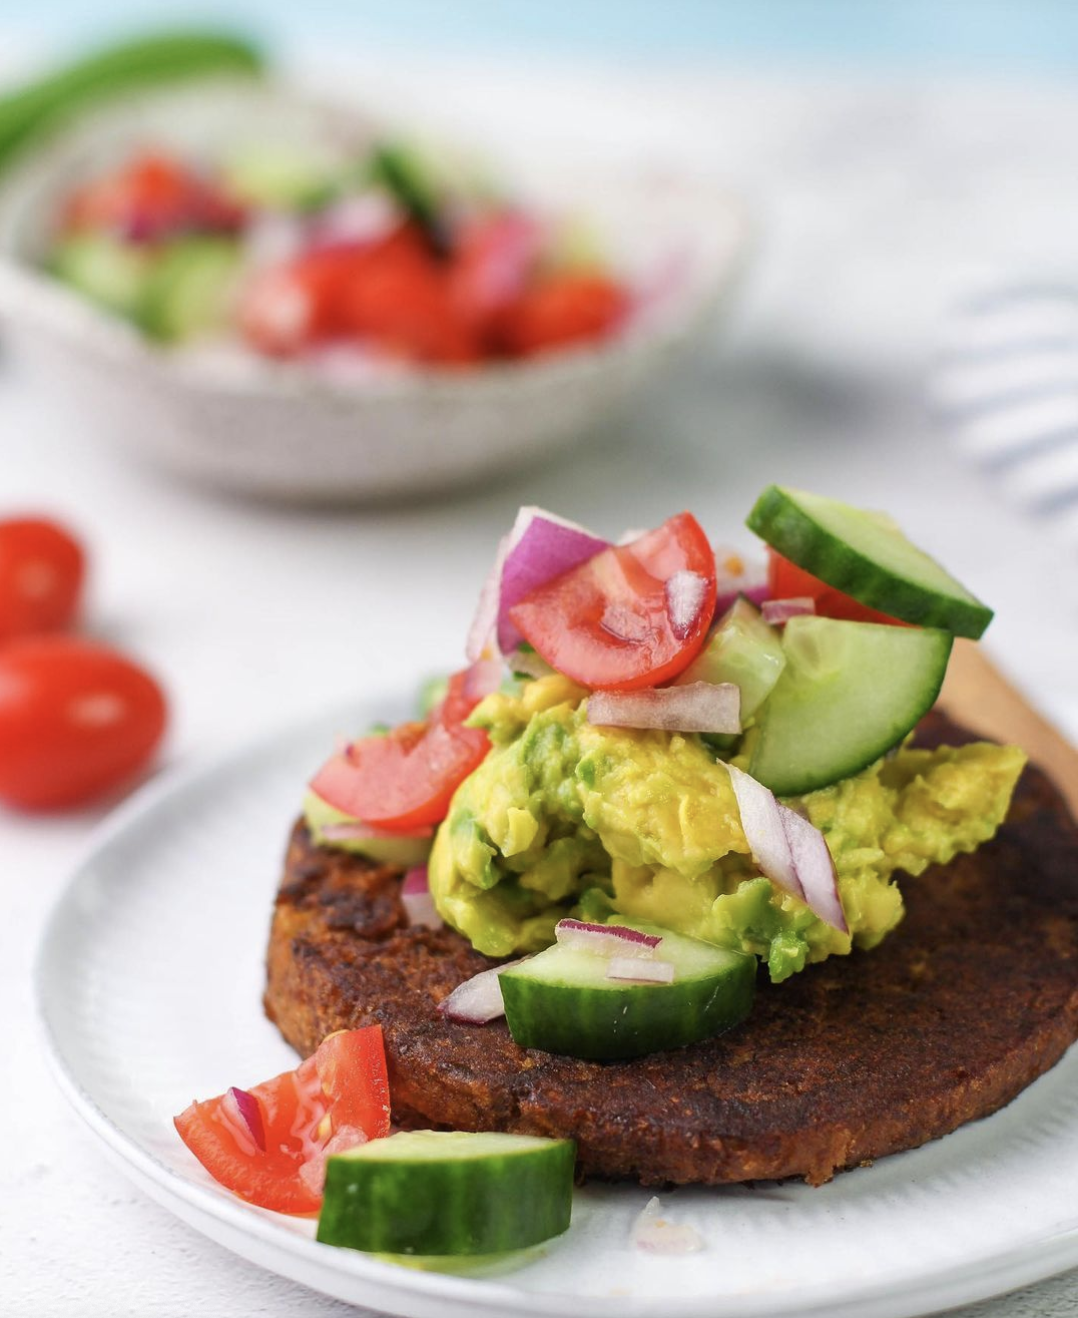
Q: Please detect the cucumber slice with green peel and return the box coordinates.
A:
[746,485,993,639]
[49,235,153,320]
[500,923,756,1060]
[677,596,786,722]
[317,1130,575,1255]
[139,237,242,343]
[748,616,953,796]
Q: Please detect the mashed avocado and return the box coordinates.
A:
[427,675,1026,981]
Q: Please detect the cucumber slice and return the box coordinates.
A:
[139,237,242,343]
[220,144,340,211]
[677,597,786,722]
[500,923,756,1060]
[746,485,993,639]
[303,791,432,867]
[748,616,953,796]
[317,1130,575,1255]
[49,234,152,320]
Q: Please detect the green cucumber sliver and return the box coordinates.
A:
[748,616,953,796]
[747,485,993,638]
[317,1130,575,1255]
[501,924,755,1060]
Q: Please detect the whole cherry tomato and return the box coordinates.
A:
[0,638,167,810]
[0,517,86,644]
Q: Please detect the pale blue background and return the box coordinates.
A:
[7,0,1078,70]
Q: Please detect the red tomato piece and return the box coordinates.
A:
[767,550,909,626]
[449,210,543,335]
[0,638,167,810]
[0,516,85,643]
[498,272,628,357]
[336,231,481,365]
[63,152,242,241]
[174,1026,391,1214]
[309,667,491,830]
[239,246,361,356]
[509,513,717,691]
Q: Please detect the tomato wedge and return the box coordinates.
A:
[174,1026,390,1214]
[767,550,909,627]
[309,667,491,830]
[508,512,717,691]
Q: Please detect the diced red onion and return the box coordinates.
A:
[458,210,544,315]
[606,956,676,984]
[462,657,504,703]
[223,1086,265,1153]
[466,507,608,661]
[555,918,661,959]
[506,648,552,679]
[713,547,769,615]
[298,1124,369,1196]
[761,597,816,625]
[665,570,709,638]
[631,1197,704,1255]
[309,193,398,249]
[587,683,741,735]
[401,866,443,929]
[318,819,434,842]
[438,957,531,1025]
[726,764,847,932]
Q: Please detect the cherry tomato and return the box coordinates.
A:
[0,517,85,643]
[174,1026,391,1214]
[63,152,243,242]
[509,513,717,691]
[310,667,491,830]
[497,272,627,357]
[0,638,167,810]
[767,550,909,626]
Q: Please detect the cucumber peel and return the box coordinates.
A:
[747,485,993,639]
[748,616,954,796]
[317,1130,575,1255]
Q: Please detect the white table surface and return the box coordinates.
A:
[3,45,1078,1318]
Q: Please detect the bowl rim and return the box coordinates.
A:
[0,77,752,404]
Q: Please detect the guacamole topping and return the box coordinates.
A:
[425,675,1026,981]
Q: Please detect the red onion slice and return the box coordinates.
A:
[222,1086,265,1153]
[761,597,816,625]
[318,819,434,843]
[587,683,741,735]
[466,507,608,660]
[555,918,662,959]
[401,866,443,929]
[631,1197,704,1254]
[461,657,504,703]
[713,547,769,615]
[458,210,545,315]
[606,956,676,984]
[666,570,709,638]
[726,765,847,932]
[438,957,531,1025]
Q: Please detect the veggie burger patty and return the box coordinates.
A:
[265,711,1078,1187]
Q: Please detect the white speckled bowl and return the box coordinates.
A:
[0,80,749,503]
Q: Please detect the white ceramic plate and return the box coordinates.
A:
[35,698,1078,1318]
[0,81,748,503]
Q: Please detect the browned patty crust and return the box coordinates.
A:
[264,712,1078,1186]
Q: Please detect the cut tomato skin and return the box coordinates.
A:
[309,666,491,830]
[509,512,717,691]
[767,551,909,627]
[0,638,166,810]
[497,272,628,357]
[174,1026,391,1215]
[0,516,85,643]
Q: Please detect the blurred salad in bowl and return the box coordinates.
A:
[46,137,631,368]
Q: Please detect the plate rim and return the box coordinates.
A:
[32,695,1078,1318]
